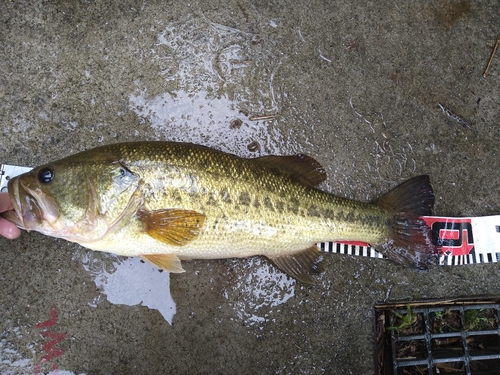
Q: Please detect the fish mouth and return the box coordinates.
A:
[2,177,26,229]
[2,177,59,232]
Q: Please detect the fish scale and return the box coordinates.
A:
[3,141,438,283]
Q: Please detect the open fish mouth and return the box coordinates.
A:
[3,177,37,231]
[2,177,26,229]
[2,177,58,232]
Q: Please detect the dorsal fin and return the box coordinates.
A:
[253,154,326,187]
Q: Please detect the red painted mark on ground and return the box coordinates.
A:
[35,305,58,329]
[33,305,66,374]
[40,331,66,362]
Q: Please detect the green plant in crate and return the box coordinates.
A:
[389,305,417,331]
[465,309,496,331]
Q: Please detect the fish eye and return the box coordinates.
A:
[37,166,55,184]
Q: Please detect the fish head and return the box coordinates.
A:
[4,152,141,243]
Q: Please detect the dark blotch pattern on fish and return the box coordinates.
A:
[239,192,252,206]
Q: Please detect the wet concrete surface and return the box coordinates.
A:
[1,0,499,374]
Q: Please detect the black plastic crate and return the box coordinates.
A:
[375,299,500,375]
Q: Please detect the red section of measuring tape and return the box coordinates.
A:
[422,216,474,256]
[439,229,460,240]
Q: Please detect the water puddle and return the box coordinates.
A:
[129,90,298,157]
[223,257,295,327]
[77,251,296,327]
[78,253,176,324]
[129,12,301,157]
[0,331,32,374]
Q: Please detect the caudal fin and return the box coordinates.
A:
[372,175,439,269]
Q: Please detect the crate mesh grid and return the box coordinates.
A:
[389,303,500,374]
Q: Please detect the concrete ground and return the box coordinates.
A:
[1,0,499,374]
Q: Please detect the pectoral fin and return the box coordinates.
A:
[268,245,324,284]
[137,209,206,246]
[141,254,185,273]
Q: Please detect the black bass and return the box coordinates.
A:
[2,142,437,283]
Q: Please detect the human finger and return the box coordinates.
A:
[0,217,21,239]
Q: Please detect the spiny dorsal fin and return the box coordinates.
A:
[137,209,206,246]
[253,154,326,188]
[141,254,185,273]
[268,245,324,284]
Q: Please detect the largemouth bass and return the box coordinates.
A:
[2,142,437,283]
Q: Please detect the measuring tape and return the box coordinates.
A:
[323,214,500,266]
[0,164,32,193]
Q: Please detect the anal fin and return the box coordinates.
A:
[141,254,185,273]
[268,245,324,284]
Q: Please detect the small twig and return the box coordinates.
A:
[438,103,472,129]
[483,39,500,78]
[249,115,275,121]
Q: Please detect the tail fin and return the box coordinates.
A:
[372,175,438,269]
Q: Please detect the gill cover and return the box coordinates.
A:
[5,152,142,243]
